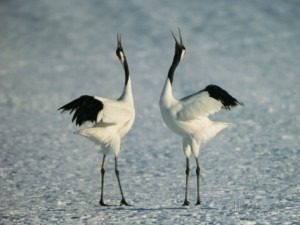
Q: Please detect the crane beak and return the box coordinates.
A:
[117,33,122,49]
[171,27,183,46]
[171,28,186,60]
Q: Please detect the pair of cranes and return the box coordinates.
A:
[58,29,243,206]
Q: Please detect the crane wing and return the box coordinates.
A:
[58,95,104,126]
[94,97,133,126]
[177,84,243,121]
[177,90,223,120]
[59,95,134,126]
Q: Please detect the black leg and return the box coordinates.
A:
[195,158,201,205]
[183,157,190,206]
[99,155,108,206]
[115,157,131,206]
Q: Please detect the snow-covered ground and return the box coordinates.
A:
[1,0,299,224]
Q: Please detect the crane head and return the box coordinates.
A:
[171,27,186,60]
[116,33,125,64]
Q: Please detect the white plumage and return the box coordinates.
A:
[74,93,134,156]
[59,34,134,206]
[159,29,243,206]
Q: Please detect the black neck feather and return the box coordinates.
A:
[123,57,129,85]
[168,51,181,85]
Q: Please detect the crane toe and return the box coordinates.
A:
[120,198,131,206]
[182,199,190,206]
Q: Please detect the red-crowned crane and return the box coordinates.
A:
[159,29,243,206]
[59,34,134,206]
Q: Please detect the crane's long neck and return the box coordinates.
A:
[123,57,130,85]
[120,57,133,105]
[167,53,180,85]
[160,52,181,103]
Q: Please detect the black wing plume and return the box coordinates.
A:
[58,95,104,126]
[204,85,244,110]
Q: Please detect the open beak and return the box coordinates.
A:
[117,33,122,49]
[171,27,183,46]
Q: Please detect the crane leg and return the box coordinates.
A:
[195,158,201,205]
[99,155,109,206]
[115,156,131,206]
[183,157,190,206]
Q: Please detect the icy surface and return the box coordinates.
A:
[1,0,299,224]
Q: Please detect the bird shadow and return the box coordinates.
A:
[92,203,189,211]
[95,204,204,211]
[116,206,186,211]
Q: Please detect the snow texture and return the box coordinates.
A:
[1,0,299,224]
